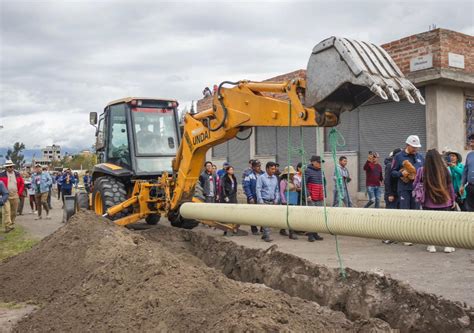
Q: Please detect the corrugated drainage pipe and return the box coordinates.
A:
[180,203,474,250]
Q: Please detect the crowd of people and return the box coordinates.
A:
[1,133,473,252]
[198,134,474,252]
[0,162,92,232]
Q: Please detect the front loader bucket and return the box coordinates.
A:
[305,37,425,115]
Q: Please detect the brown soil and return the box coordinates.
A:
[0,210,472,332]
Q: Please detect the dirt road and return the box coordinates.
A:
[1,211,472,332]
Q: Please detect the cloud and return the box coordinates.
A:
[0,0,472,149]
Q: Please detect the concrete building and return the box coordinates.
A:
[197,28,473,204]
[42,144,61,161]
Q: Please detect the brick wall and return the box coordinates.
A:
[381,28,474,75]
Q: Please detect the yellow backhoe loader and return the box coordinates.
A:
[67,36,425,231]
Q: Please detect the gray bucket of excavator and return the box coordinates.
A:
[305,37,425,115]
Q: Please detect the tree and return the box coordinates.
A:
[6,142,26,168]
[62,153,97,171]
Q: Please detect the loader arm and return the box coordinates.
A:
[169,79,338,212]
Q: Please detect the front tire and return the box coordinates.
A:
[145,214,160,225]
[168,210,199,229]
[92,176,129,220]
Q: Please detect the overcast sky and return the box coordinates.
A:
[1,0,473,150]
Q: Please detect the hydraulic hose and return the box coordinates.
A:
[208,81,240,132]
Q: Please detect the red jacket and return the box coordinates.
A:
[363,161,383,187]
[0,171,25,196]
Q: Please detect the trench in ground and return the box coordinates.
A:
[142,225,473,333]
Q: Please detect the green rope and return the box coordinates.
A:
[283,102,346,278]
[316,127,347,279]
[285,101,292,231]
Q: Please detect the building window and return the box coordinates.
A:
[466,98,474,149]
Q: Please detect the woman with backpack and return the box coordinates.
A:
[413,149,456,253]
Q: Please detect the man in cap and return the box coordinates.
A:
[242,160,264,235]
[461,134,474,211]
[0,160,25,232]
[32,164,53,220]
[304,155,325,242]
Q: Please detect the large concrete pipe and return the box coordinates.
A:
[180,203,474,250]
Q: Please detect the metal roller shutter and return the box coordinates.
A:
[212,143,228,159]
[276,127,302,168]
[256,127,277,155]
[228,138,250,183]
[358,99,426,191]
[325,110,359,152]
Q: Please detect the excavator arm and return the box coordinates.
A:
[169,78,338,212]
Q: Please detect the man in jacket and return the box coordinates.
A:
[384,148,401,209]
[391,135,424,210]
[333,156,352,207]
[256,161,280,242]
[60,168,75,202]
[243,160,263,235]
[199,161,217,203]
[363,152,384,208]
[32,164,53,220]
[83,171,92,193]
[304,155,325,242]
[0,160,25,232]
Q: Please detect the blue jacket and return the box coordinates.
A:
[60,173,76,190]
[56,174,63,186]
[0,181,8,206]
[242,170,263,200]
[83,175,92,187]
[391,150,424,192]
[32,172,53,194]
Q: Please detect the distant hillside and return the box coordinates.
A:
[0,147,84,164]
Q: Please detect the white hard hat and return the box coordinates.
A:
[406,135,422,148]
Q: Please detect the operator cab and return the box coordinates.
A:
[90,97,180,178]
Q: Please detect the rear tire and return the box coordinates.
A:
[76,192,89,209]
[145,214,160,225]
[92,176,129,220]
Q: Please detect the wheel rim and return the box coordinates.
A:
[94,192,103,215]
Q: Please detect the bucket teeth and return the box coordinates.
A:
[370,84,388,100]
[402,89,416,104]
[414,89,426,105]
[386,86,400,102]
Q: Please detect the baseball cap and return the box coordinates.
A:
[310,155,322,163]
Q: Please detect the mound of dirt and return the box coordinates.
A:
[0,211,390,332]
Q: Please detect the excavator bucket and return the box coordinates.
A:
[305,37,425,115]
